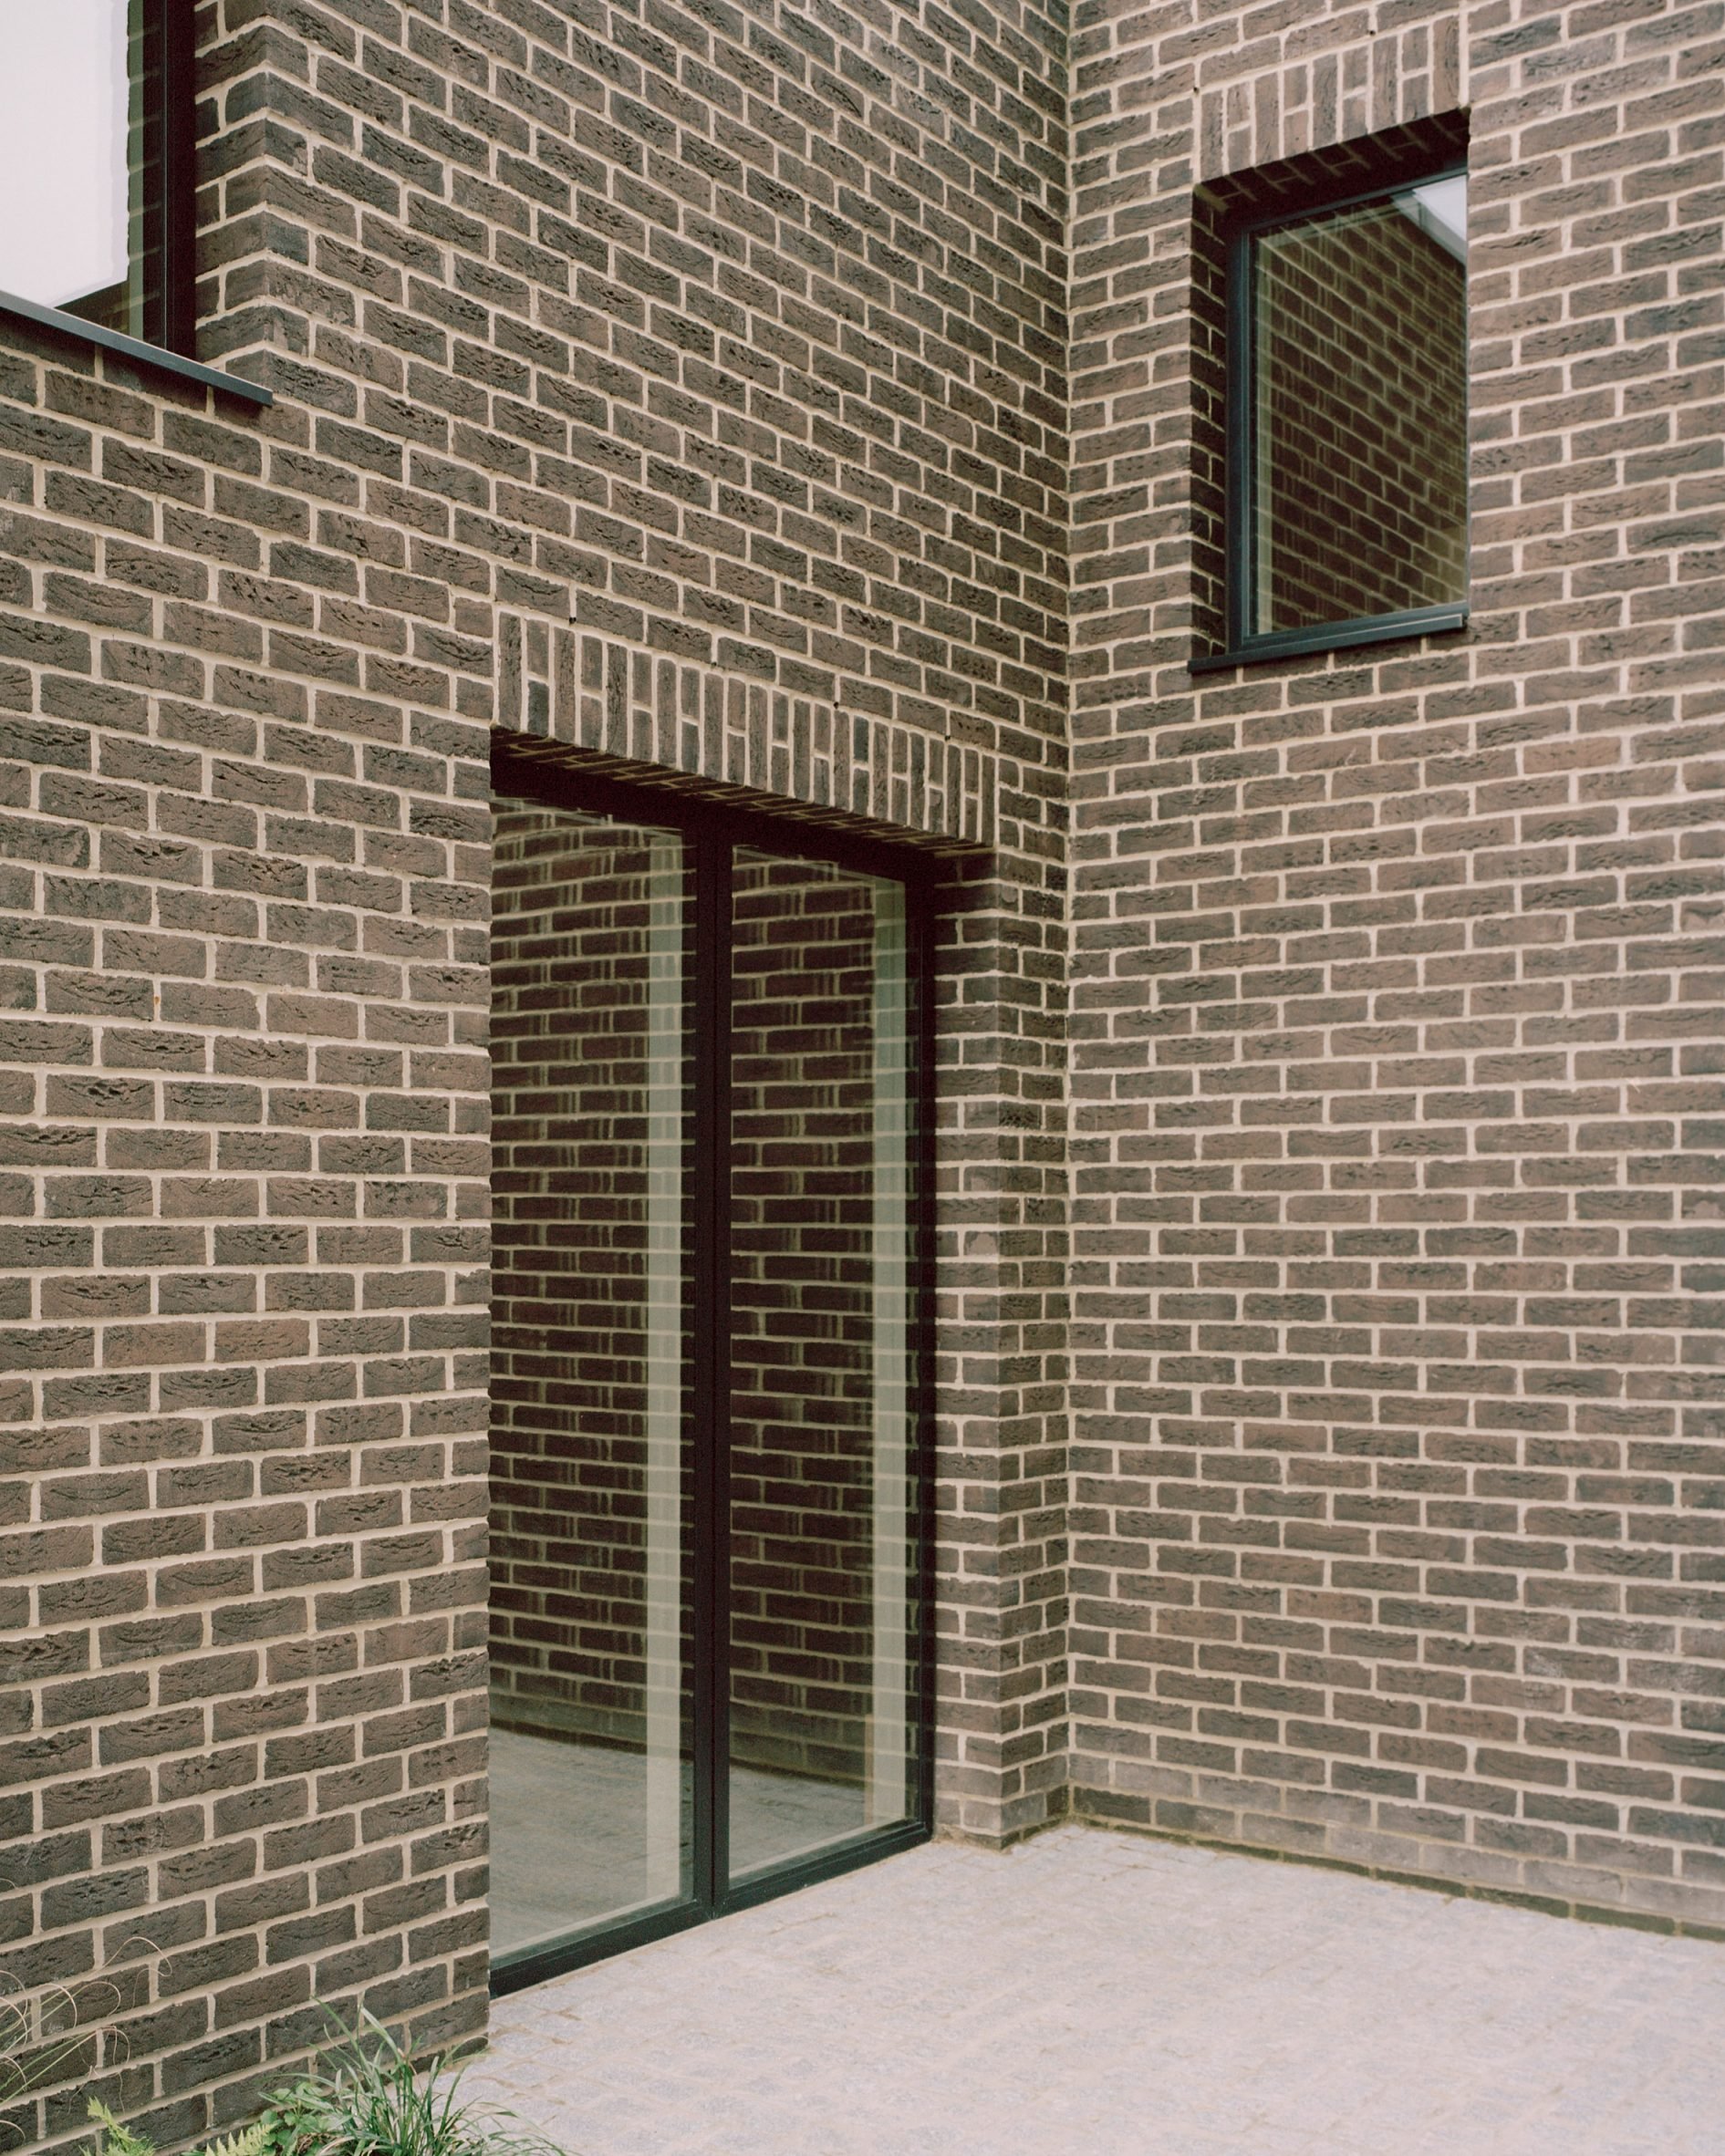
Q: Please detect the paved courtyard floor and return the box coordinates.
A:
[465,1822,1725,2156]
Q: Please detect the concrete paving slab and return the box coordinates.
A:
[462,1823,1725,2156]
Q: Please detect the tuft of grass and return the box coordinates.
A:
[259,2013,555,2156]
[80,2012,557,2156]
[1,1978,120,2134]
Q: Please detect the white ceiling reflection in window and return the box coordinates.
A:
[1394,173,1468,264]
[0,0,130,310]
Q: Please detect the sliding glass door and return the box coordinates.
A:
[489,760,930,1988]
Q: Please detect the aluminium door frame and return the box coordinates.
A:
[489,742,939,1995]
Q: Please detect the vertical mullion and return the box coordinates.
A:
[1225,223,1253,651]
[153,0,196,355]
[911,877,938,1832]
[691,828,731,1911]
[642,837,685,1901]
[867,881,909,1826]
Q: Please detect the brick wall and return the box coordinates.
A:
[1068,0,1725,1931]
[8,0,1723,2140]
[0,311,494,2148]
[3,0,1068,2139]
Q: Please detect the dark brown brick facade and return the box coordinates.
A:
[1069,0,1725,1930]
[1,0,1720,2144]
[2,0,1065,2142]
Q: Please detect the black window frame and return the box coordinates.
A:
[0,0,269,408]
[1193,157,1471,674]
[487,738,940,1996]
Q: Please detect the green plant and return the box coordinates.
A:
[88,2099,268,2156]
[85,2101,153,2156]
[0,1928,161,2143]
[0,1985,76,2108]
[76,2007,554,2156]
[259,2014,555,2156]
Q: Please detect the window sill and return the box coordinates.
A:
[0,289,273,408]
[1189,603,1469,674]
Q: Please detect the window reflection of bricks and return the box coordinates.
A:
[488,825,886,1794]
[1257,205,1468,631]
[489,809,688,1758]
[730,853,884,1790]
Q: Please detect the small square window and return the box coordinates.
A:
[1226,166,1470,659]
[0,0,194,355]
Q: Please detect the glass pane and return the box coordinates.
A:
[0,0,142,327]
[1252,178,1468,635]
[489,806,692,1957]
[728,851,917,1881]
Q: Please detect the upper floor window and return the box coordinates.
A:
[1225,165,1470,661]
[0,0,193,355]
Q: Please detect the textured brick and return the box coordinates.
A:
[1066,0,1725,1933]
[5,0,1722,2146]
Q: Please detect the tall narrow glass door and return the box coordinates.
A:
[488,763,927,1986]
[489,805,691,1959]
[727,852,918,1877]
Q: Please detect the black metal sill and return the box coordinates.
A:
[1189,601,1469,674]
[0,288,273,408]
